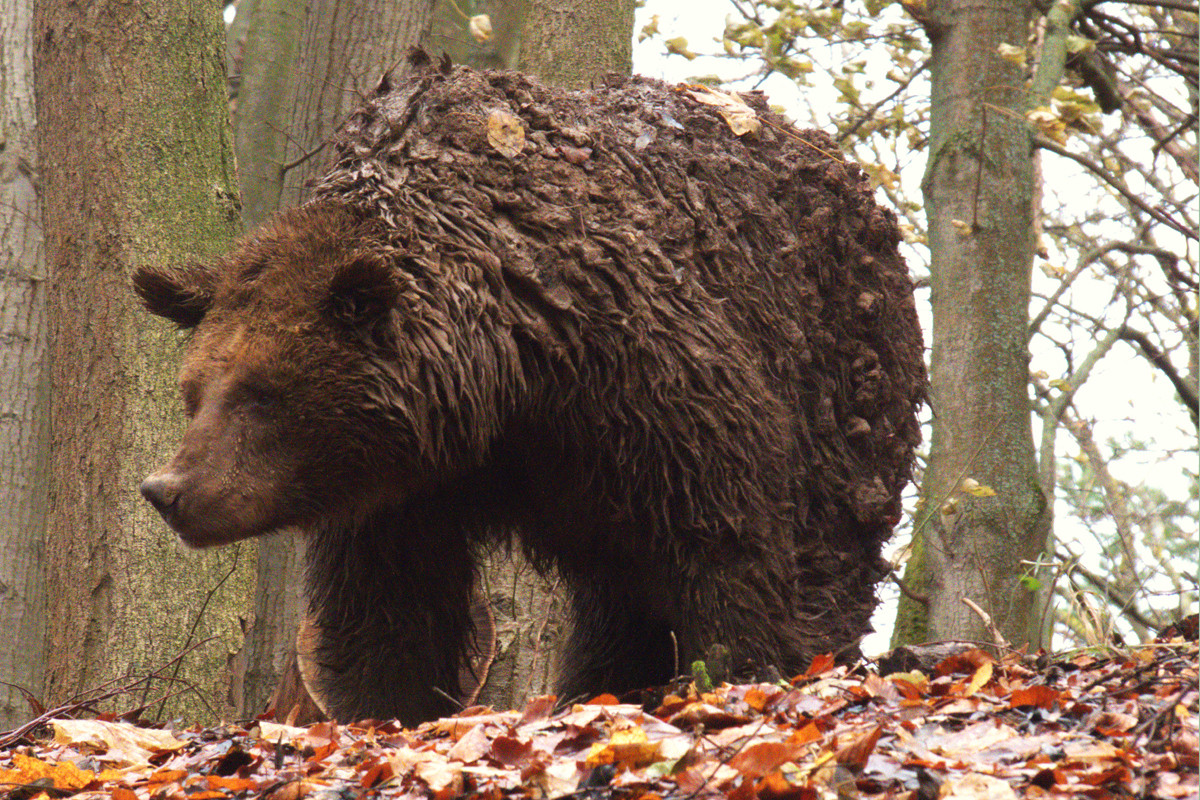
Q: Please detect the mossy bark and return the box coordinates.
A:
[518,0,635,88]
[893,0,1052,650]
[234,0,438,717]
[34,0,253,721]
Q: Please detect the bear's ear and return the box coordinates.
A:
[325,254,398,328]
[132,264,215,329]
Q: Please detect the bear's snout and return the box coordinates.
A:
[140,472,184,521]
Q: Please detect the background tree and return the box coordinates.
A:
[898,0,1051,649]
[0,0,47,729]
[519,0,636,86]
[642,0,1196,650]
[33,0,253,721]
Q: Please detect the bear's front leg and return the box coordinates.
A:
[302,504,478,725]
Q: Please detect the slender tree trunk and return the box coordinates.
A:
[894,0,1051,649]
[234,0,438,718]
[427,0,526,70]
[463,2,637,713]
[34,0,254,721]
[518,0,634,87]
[234,0,305,229]
[0,0,47,728]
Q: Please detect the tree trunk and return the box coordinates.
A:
[462,2,636,712]
[34,0,254,721]
[233,0,304,229]
[518,0,634,88]
[234,0,438,718]
[0,0,47,729]
[894,0,1051,649]
[427,0,526,70]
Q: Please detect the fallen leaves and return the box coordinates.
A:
[0,636,1194,800]
[486,110,525,158]
[685,85,762,136]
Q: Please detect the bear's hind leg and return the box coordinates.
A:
[555,579,678,703]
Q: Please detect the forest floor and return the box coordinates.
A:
[1,620,1196,800]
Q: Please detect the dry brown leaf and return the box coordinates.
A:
[487,111,525,158]
[835,724,883,769]
[52,719,185,768]
[684,86,761,136]
[942,772,1018,799]
[447,722,491,763]
[727,741,802,779]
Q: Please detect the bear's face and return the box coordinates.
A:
[135,207,413,547]
[142,325,313,546]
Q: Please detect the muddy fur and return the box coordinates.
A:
[136,62,924,725]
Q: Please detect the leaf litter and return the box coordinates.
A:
[0,627,1194,800]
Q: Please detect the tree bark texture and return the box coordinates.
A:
[234,0,437,718]
[426,0,526,70]
[34,0,254,720]
[0,0,47,728]
[518,0,634,88]
[894,0,1051,649]
[464,2,637,712]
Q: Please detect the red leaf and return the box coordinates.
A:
[1009,685,1059,710]
[801,653,836,679]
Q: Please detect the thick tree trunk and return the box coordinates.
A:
[894,0,1051,649]
[34,0,254,721]
[0,0,47,729]
[518,0,634,88]
[234,0,438,718]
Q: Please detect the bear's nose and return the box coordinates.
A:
[140,473,184,518]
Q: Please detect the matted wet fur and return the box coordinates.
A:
[136,60,925,725]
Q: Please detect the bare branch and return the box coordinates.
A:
[1117,325,1200,424]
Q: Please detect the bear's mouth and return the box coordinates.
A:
[140,472,286,548]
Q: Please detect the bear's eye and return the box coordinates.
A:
[240,383,280,414]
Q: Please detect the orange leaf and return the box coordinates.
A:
[113,789,139,800]
[148,769,188,783]
[756,769,814,800]
[935,648,994,677]
[835,725,883,769]
[728,741,802,779]
[802,653,835,678]
[0,753,96,791]
[585,693,620,705]
[788,722,822,746]
[744,687,770,711]
[208,775,260,791]
[1010,685,1059,709]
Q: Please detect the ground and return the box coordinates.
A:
[2,625,1195,799]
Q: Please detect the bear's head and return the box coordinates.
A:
[135,203,520,547]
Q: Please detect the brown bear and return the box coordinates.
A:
[136,63,925,725]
